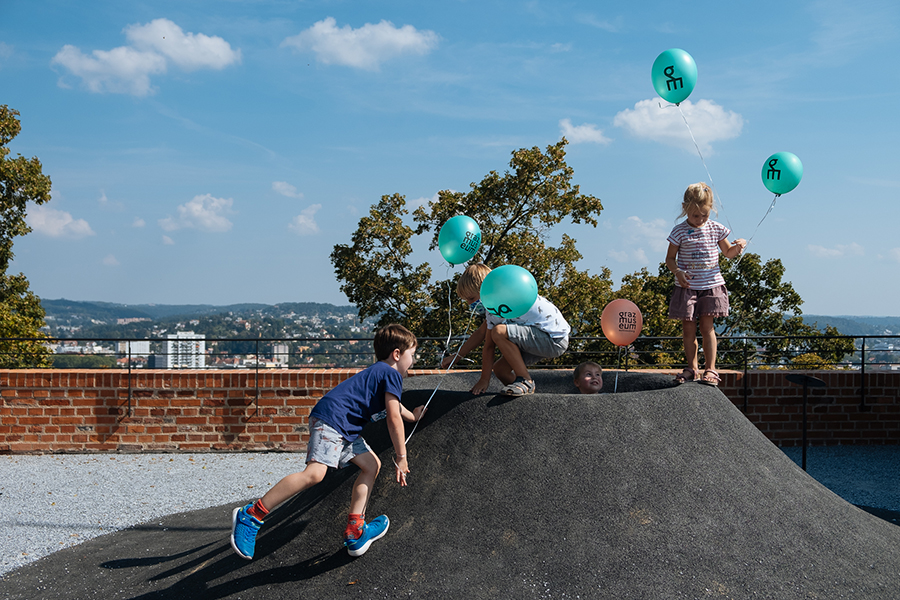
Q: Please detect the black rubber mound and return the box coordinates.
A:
[4,371,899,599]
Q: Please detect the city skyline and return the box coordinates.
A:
[2,0,898,316]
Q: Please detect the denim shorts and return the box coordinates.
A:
[668,285,730,321]
[306,416,372,469]
[503,324,569,365]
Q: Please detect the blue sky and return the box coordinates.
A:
[1,0,897,316]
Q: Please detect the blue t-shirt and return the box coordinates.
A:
[309,361,403,441]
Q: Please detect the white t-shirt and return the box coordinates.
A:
[486,295,570,339]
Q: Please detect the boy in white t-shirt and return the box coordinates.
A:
[473,267,570,396]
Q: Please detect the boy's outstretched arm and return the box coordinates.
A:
[385,393,410,486]
[441,321,487,369]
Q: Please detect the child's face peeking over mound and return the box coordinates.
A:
[574,365,603,394]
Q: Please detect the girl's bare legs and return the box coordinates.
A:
[681,319,700,372]
[698,315,717,372]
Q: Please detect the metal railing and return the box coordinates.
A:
[2,333,897,371]
[1,333,897,416]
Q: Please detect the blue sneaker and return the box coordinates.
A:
[231,504,263,560]
[345,515,389,557]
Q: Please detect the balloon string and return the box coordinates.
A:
[674,103,733,233]
[614,346,622,393]
[733,194,779,267]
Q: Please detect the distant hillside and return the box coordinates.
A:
[41,299,358,325]
[800,315,900,336]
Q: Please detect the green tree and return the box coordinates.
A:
[0,106,52,368]
[331,139,611,362]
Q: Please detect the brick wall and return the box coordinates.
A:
[1,369,897,453]
[717,370,900,447]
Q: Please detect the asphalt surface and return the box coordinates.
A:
[3,371,899,599]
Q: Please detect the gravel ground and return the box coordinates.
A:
[1,445,897,578]
[0,452,306,576]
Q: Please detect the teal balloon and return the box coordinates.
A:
[479,265,538,320]
[651,48,698,105]
[761,152,803,195]
[438,215,481,265]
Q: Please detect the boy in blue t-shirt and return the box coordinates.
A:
[230,324,424,559]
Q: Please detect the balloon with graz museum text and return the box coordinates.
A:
[479,265,538,320]
[601,299,643,347]
[651,48,698,105]
[438,215,481,265]
[761,152,803,196]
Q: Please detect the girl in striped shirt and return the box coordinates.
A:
[665,183,746,386]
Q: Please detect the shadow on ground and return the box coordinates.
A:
[3,371,899,599]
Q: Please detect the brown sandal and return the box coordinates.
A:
[674,368,698,384]
[699,369,720,386]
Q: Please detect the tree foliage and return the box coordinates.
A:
[0,105,52,367]
[331,139,612,352]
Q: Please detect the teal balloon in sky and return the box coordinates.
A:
[761,152,803,195]
[651,48,698,105]
[479,265,538,320]
[438,215,481,265]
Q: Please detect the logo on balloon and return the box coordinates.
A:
[761,152,803,196]
[601,299,643,347]
[460,230,481,255]
[663,65,683,92]
[651,48,698,105]
[438,215,482,265]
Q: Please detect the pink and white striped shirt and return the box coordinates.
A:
[667,219,730,290]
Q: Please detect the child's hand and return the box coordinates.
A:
[675,269,691,287]
[395,457,409,486]
[412,405,427,421]
[440,354,457,369]
[470,377,491,395]
[733,238,747,253]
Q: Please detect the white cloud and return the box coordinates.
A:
[125,19,241,71]
[102,254,120,266]
[158,194,234,232]
[559,118,612,145]
[272,181,304,199]
[608,248,648,263]
[0,42,13,65]
[51,18,240,96]
[52,44,166,96]
[621,216,670,253]
[27,205,95,239]
[613,99,743,154]
[132,217,146,228]
[281,17,439,71]
[289,204,322,235]
[808,243,865,258]
[162,235,175,245]
[890,248,900,263]
[578,14,624,32]
[411,192,441,209]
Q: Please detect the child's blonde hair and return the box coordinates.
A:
[679,182,716,218]
[573,361,603,380]
[457,263,492,299]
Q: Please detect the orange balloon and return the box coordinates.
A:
[601,299,643,346]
